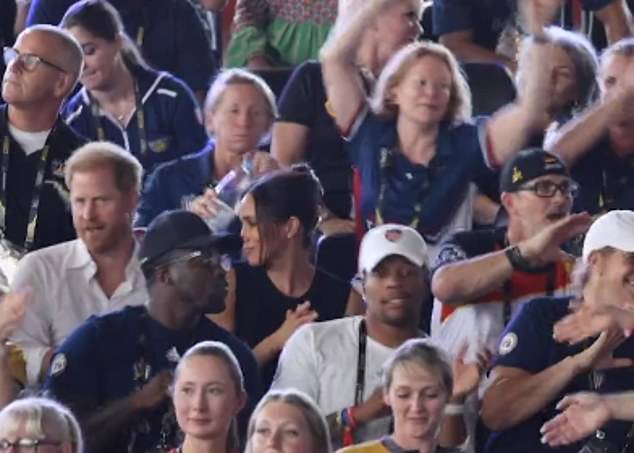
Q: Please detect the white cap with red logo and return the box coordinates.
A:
[358,224,428,274]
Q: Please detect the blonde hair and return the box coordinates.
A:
[381,338,453,397]
[600,37,634,70]
[65,141,143,193]
[174,341,245,395]
[173,341,245,451]
[0,397,83,453]
[204,68,278,119]
[370,41,472,123]
[245,390,331,453]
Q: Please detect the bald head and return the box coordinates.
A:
[16,25,84,94]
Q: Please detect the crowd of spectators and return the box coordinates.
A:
[1,0,634,452]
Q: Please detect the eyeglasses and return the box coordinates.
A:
[3,47,66,73]
[0,438,62,452]
[159,251,232,272]
[516,180,579,198]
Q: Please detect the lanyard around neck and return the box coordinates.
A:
[374,147,422,231]
[89,80,148,155]
[1,135,50,250]
[355,319,368,406]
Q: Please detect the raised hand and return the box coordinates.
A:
[188,187,220,220]
[130,369,173,411]
[250,151,280,176]
[553,303,634,344]
[518,212,592,267]
[519,0,565,35]
[272,301,319,350]
[451,343,491,400]
[573,329,632,372]
[541,392,611,446]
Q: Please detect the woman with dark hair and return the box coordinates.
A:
[167,341,247,453]
[212,165,359,388]
[60,0,207,173]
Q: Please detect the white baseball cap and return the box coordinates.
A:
[582,210,634,262]
[358,224,428,273]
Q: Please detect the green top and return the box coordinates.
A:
[224,0,336,68]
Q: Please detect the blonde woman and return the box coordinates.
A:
[320,0,556,257]
[167,341,247,453]
[272,0,422,226]
[245,389,332,453]
[136,68,279,227]
[338,339,464,453]
[0,397,83,453]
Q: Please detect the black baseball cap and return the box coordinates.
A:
[138,210,241,268]
[499,148,570,193]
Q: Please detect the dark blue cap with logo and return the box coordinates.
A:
[499,148,570,193]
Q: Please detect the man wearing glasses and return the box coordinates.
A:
[43,209,260,453]
[429,148,593,450]
[1,25,84,251]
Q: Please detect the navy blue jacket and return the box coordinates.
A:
[64,65,207,173]
[0,105,82,250]
[136,143,215,227]
[45,305,261,453]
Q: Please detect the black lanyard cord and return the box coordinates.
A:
[88,80,147,155]
[1,135,51,250]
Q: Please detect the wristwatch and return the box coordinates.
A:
[504,245,534,272]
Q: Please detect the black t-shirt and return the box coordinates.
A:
[277,60,353,219]
[571,137,634,215]
[0,104,81,250]
[234,261,350,387]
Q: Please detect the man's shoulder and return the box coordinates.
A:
[88,305,147,332]
[521,295,572,319]
[155,146,211,176]
[197,317,253,359]
[434,227,503,270]
[18,240,79,271]
[442,227,502,254]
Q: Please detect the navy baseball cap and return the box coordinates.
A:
[499,148,570,193]
[138,210,240,267]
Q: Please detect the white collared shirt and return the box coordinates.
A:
[9,239,149,384]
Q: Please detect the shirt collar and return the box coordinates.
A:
[69,238,144,285]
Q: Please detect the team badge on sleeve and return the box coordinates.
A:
[498,332,518,355]
[50,353,67,376]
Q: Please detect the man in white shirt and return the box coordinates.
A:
[271,224,430,446]
[10,141,148,385]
